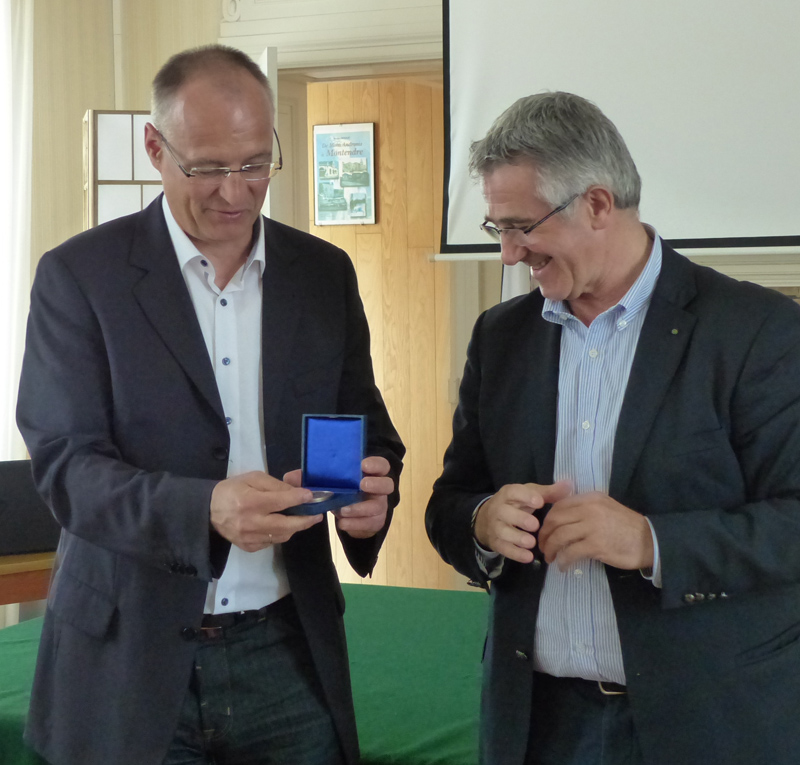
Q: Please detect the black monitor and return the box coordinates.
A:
[0,460,61,556]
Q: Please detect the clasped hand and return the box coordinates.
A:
[211,457,394,552]
[474,482,654,570]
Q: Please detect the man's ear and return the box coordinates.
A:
[584,186,615,229]
[143,122,164,172]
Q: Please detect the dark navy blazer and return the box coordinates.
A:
[427,243,800,765]
[17,198,404,765]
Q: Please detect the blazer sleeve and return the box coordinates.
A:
[333,256,405,577]
[648,295,800,609]
[426,311,495,585]
[16,250,223,580]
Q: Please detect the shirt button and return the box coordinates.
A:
[221,598,229,606]
[574,569,583,577]
[582,421,591,430]
[617,319,628,329]
[225,417,232,425]
[220,298,228,306]
[201,260,208,267]
[588,349,599,358]
[222,357,231,366]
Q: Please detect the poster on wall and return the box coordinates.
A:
[313,123,376,226]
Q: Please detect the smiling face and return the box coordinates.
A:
[483,162,601,302]
[144,67,275,261]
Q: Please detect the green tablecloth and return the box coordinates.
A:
[0,615,45,765]
[0,584,488,764]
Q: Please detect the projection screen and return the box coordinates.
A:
[442,0,800,255]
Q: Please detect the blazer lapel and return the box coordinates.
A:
[505,294,561,484]
[129,199,225,420]
[260,218,302,444]
[609,244,698,499]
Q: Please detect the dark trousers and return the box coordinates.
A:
[524,673,645,765]
[162,596,343,765]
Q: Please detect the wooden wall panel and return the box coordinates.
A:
[307,84,331,243]
[376,79,413,588]
[308,77,462,590]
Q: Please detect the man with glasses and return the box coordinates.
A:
[17,45,403,765]
[426,92,800,765]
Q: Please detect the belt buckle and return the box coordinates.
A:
[597,681,626,696]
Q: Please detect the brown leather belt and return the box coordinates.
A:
[199,594,294,639]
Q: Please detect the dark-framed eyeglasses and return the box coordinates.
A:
[157,128,283,184]
[480,193,579,242]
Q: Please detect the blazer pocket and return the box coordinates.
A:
[49,570,117,640]
[662,427,728,457]
[735,620,800,667]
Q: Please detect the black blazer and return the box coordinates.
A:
[17,198,404,765]
[427,244,800,765]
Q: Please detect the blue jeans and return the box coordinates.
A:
[162,597,343,765]
[524,673,645,765]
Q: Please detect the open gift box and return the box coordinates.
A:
[284,414,366,515]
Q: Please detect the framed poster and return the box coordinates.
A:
[313,123,376,225]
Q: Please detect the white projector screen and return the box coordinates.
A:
[442,0,800,254]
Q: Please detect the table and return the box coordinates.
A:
[0,554,54,607]
[0,584,488,765]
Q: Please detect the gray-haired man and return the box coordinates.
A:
[427,92,800,765]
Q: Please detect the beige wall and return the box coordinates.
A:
[31,0,115,271]
[118,0,220,110]
[30,0,220,273]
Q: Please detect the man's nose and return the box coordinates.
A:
[217,171,257,203]
[500,236,528,267]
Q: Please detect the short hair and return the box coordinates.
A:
[469,92,641,210]
[151,44,274,133]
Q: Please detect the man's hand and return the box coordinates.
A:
[474,481,572,563]
[538,492,654,570]
[210,472,322,552]
[284,456,395,539]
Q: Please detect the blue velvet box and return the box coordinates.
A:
[284,414,366,515]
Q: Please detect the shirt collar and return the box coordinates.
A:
[542,224,662,326]
[161,195,266,279]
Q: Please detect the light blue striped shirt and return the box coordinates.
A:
[533,231,662,684]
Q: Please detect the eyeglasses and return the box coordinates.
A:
[157,128,283,184]
[480,194,579,242]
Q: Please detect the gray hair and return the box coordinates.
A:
[151,44,274,133]
[469,92,641,210]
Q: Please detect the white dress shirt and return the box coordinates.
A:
[162,196,290,614]
[532,229,663,684]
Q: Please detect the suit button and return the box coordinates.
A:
[719,592,729,599]
[212,447,229,461]
[707,593,716,601]
[186,565,198,576]
[515,650,529,661]
[181,627,198,641]
[694,593,705,602]
[532,559,542,570]
[684,593,696,604]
